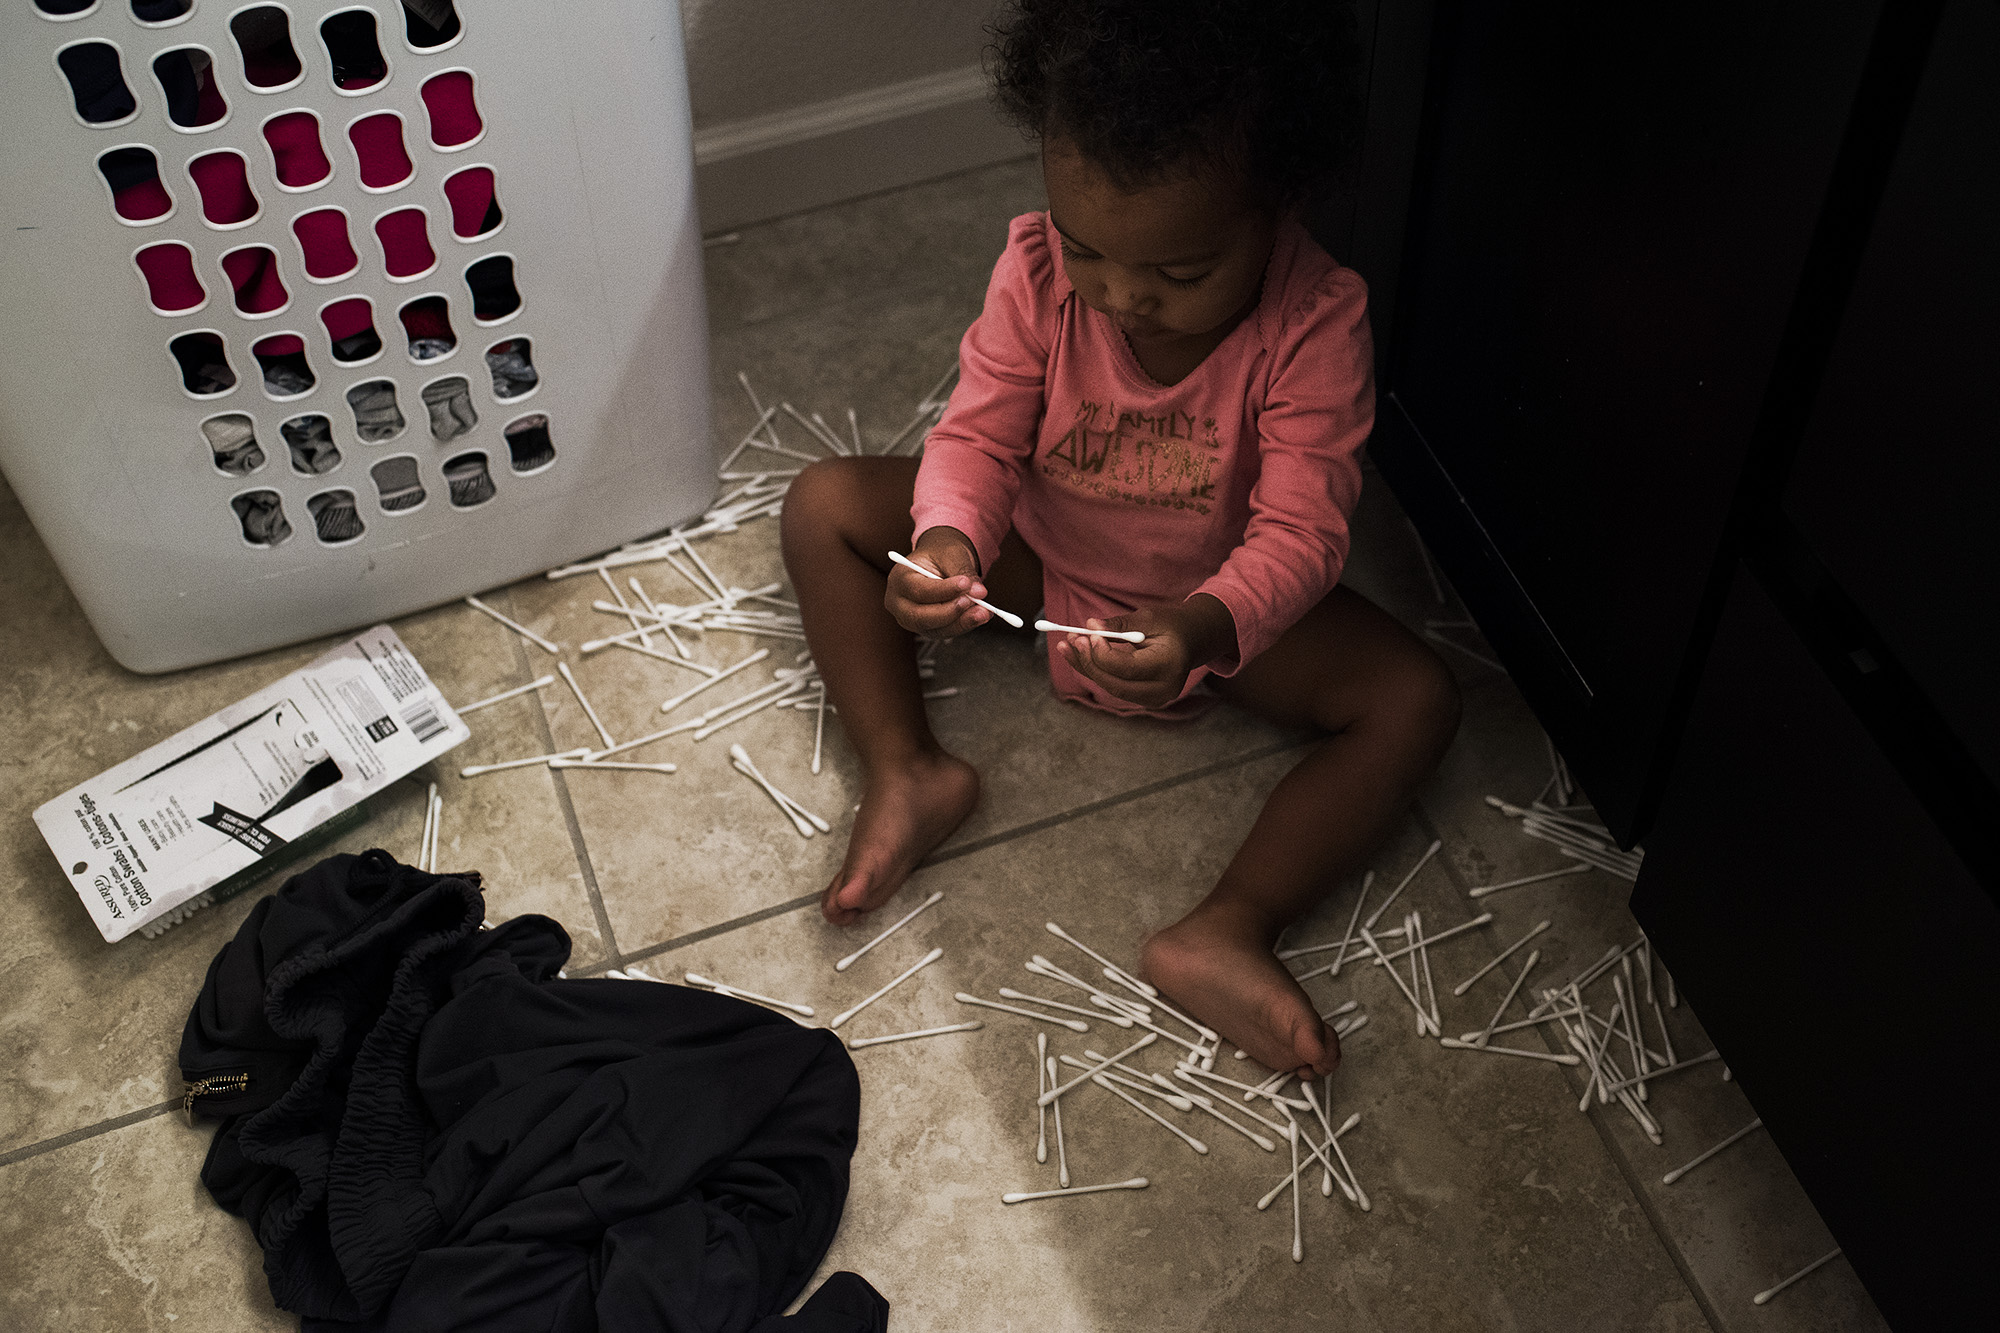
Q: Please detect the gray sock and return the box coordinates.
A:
[422,375,477,440]
[370,455,425,511]
[231,490,291,546]
[202,414,264,476]
[307,490,364,542]
[346,379,405,441]
[484,339,538,398]
[442,452,495,506]
[281,414,341,474]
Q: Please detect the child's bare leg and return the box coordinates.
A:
[780,457,1041,925]
[1140,586,1461,1079]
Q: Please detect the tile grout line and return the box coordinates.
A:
[611,734,1316,972]
[1412,801,1727,1333]
[498,589,622,969]
[0,1100,177,1170]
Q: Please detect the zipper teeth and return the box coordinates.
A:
[182,1073,250,1114]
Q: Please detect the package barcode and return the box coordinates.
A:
[400,701,446,744]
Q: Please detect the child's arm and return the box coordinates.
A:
[893,216,1056,637]
[1063,271,1375,701]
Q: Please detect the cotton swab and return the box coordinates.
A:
[683,971,815,1017]
[1175,1062,1310,1110]
[556,662,616,749]
[1257,1112,1358,1209]
[1321,1109,1371,1211]
[456,675,555,715]
[418,782,437,871]
[1179,1088,1278,1152]
[846,1021,982,1049]
[1753,1247,1841,1305]
[829,946,943,1029]
[1040,1033,1158,1106]
[1046,922,1158,997]
[1092,1075,1209,1154]
[1363,839,1442,930]
[957,992,1088,1032]
[1036,1033,1048,1163]
[1598,1050,1720,1095]
[1092,996,1210,1059]
[1001,1178,1147,1204]
[730,745,830,831]
[1299,1082,1349,1200]
[811,685,827,773]
[885,550,1025,627]
[1438,1037,1581,1065]
[1331,869,1373,977]
[1061,1056,1193,1111]
[1364,912,1496,966]
[1176,1073,1293,1138]
[1468,864,1589,897]
[835,890,944,971]
[732,752,815,837]
[1034,617,1147,645]
[427,790,442,871]
[1102,971,1217,1041]
[1287,1118,1303,1261]
[1662,1117,1764,1184]
[464,596,560,654]
[1359,925,1437,1035]
[1475,949,1539,1046]
[1000,987,1131,1027]
[460,747,591,777]
[654,649,772,718]
[1048,1055,1069,1187]
[1027,956,1149,1015]
[1453,921,1552,995]
[551,759,678,773]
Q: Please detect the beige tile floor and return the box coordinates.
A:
[0,159,1889,1332]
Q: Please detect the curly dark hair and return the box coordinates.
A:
[987,0,1364,207]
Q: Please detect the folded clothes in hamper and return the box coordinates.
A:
[33,625,467,942]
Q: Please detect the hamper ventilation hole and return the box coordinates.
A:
[153,48,228,129]
[307,488,365,543]
[36,2,99,15]
[375,208,435,279]
[402,1,460,51]
[321,296,382,363]
[345,378,405,441]
[421,375,475,441]
[349,113,413,190]
[231,489,291,546]
[441,451,495,507]
[170,332,235,395]
[252,333,315,396]
[398,295,456,361]
[292,208,359,280]
[263,111,332,188]
[282,413,341,475]
[189,150,259,226]
[221,245,288,315]
[371,455,425,511]
[465,255,519,322]
[320,10,388,92]
[202,414,264,476]
[135,242,204,312]
[230,7,302,89]
[484,338,536,399]
[98,146,172,222]
[58,43,136,125]
[131,1,192,22]
[420,70,481,148]
[441,166,501,239]
[504,414,554,474]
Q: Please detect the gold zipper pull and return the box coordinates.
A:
[182,1072,251,1125]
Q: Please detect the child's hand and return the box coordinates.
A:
[885,526,993,638]
[1057,594,1237,710]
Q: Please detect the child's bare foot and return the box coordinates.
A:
[821,749,979,925]
[1141,903,1340,1081]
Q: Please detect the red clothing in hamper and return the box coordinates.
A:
[912,212,1374,718]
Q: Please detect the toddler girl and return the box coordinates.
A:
[781,0,1459,1080]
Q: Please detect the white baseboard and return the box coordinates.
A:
[693,64,1033,232]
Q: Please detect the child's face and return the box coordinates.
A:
[1042,137,1278,348]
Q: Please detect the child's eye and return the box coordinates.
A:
[1059,243,1095,263]
[1160,269,1211,288]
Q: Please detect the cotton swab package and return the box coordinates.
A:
[34,625,467,942]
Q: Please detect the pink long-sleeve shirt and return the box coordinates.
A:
[913,212,1374,718]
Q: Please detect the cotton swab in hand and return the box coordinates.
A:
[956,992,1088,1032]
[683,971,815,1017]
[846,1021,982,1049]
[835,889,943,971]
[1001,1178,1147,1204]
[1034,618,1145,644]
[829,946,943,1029]
[886,550,1024,627]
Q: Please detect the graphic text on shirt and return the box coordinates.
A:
[1041,398,1221,513]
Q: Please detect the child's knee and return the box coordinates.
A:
[1385,643,1462,765]
[778,457,864,541]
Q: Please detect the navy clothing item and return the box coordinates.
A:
[180,851,882,1331]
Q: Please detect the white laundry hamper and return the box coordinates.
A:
[2,0,714,672]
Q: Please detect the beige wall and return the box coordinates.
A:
[683,0,1000,129]
[679,0,1033,230]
